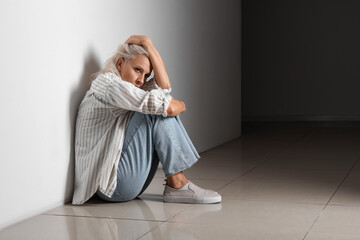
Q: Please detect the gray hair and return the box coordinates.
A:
[91,44,149,81]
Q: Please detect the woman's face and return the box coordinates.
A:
[116,55,152,88]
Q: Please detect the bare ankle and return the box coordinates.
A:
[167,172,189,189]
[168,180,189,189]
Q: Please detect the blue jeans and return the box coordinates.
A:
[96,112,200,202]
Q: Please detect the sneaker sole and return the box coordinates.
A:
[163,195,222,204]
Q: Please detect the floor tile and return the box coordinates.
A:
[140,200,323,240]
[218,167,347,204]
[45,198,190,222]
[155,139,292,180]
[329,160,360,206]
[0,214,160,240]
[241,122,313,143]
[258,128,360,171]
[305,205,360,240]
[5,122,360,239]
[292,129,360,156]
[196,140,288,167]
[262,146,359,171]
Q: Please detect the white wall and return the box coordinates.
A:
[0,0,241,229]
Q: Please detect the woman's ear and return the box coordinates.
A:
[116,58,124,73]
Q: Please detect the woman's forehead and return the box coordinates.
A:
[130,55,151,73]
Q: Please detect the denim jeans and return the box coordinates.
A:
[96,112,200,202]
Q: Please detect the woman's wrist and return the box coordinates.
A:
[167,99,186,116]
[126,35,171,89]
[142,41,156,57]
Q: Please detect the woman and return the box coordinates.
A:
[72,35,221,205]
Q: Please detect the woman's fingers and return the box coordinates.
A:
[125,36,139,45]
[125,35,152,46]
[167,99,186,116]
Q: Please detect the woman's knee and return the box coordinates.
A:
[113,177,146,201]
[120,191,140,202]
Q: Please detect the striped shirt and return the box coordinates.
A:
[72,72,172,205]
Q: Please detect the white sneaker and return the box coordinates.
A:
[163,181,222,204]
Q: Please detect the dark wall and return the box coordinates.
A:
[242,0,360,121]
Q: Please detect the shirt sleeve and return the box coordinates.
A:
[94,73,172,117]
[141,77,172,94]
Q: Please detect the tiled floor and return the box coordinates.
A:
[2,122,360,239]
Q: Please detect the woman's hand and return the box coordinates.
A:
[167,99,186,117]
[125,35,171,90]
[125,35,153,48]
[126,36,182,116]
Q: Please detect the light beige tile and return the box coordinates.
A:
[154,168,167,178]
[155,137,293,180]
[6,124,360,240]
[202,138,289,160]
[306,205,360,240]
[140,200,323,240]
[182,140,292,180]
[0,214,160,240]
[201,137,295,164]
[329,161,360,206]
[195,144,281,168]
[45,198,191,222]
[218,167,347,204]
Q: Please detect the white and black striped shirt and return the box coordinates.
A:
[72,72,172,204]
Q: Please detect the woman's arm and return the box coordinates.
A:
[125,35,171,90]
[93,73,172,117]
[126,35,186,116]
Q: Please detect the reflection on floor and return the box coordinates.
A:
[2,122,360,239]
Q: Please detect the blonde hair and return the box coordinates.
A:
[91,44,149,81]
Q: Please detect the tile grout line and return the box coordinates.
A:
[300,125,324,240]
[44,211,172,239]
[136,221,166,240]
[323,156,360,209]
[42,213,165,223]
[302,155,360,240]
[328,203,360,207]
[301,215,321,240]
[135,204,196,240]
[216,130,314,191]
